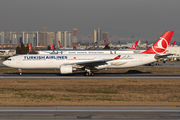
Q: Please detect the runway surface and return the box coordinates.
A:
[1,73,180,79]
[1,60,180,79]
[0,106,180,119]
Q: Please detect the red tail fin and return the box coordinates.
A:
[29,44,32,51]
[104,40,108,45]
[130,40,138,50]
[170,41,176,47]
[58,40,63,48]
[51,45,54,52]
[141,31,174,54]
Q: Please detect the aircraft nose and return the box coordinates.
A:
[3,61,8,66]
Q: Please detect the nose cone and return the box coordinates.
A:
[3,60,8,66]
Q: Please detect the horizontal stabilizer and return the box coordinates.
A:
[154,53,174,59]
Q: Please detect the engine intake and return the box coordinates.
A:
[60,65,76,74]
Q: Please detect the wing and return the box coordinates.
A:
[63,55,121,67]
[74,59,112,67]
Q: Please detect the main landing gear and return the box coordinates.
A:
[18,69,22,76]
[84,68,94,76]
[84,71,94,76]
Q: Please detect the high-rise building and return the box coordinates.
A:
[0,32,12,44]
[102,32,109,43]
[0,32,5,44]
[11,32,22,44]
[22,31,38,47]
[93,29,97,43]
[47,32,55,47]
[38,32,47,46]
[97,28,101,41]
[0,30,72,48]
[55,31,64,48]
[64,31,72,47]
[38,32,55,46]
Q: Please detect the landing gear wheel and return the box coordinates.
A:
[85,72,89,76]
[18,69,22,76]
[90,72,94,76]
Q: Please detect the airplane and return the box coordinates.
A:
[3,31,174,76]
[104,40,108,46]
[130,40,138,50]
[58,41,63,48]
[29,44,32,51]
[104,40,139,50]
[57,40,84,50]
[38,40,140,54]
[137,40,153,49]
[170,41,176,47]
[51,45,55,52]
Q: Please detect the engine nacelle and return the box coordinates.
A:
[60,65,75,74]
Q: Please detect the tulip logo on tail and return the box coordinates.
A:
[152,37,168,54]
[141,31,174,54]
[130,41,138,50]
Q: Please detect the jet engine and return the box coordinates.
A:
[60,65,76,74]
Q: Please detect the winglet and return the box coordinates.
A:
[141,31,174,54]
[114,55,121,60]
[130,40,138,50]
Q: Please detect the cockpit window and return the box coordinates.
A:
[7,59,11,61]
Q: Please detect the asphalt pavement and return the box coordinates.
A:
[1,73,180,79]
[0,106,180,119]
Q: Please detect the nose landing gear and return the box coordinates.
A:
[18,69,22,76]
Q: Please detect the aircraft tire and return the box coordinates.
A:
[85,72,89,76]
[91,72,94,76]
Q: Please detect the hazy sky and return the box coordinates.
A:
[0,0,180,39]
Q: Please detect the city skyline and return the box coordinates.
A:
[0,29,179,47]
[0,0,180,40]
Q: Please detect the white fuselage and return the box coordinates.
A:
[3,54,156,70]
[38,49,145,54]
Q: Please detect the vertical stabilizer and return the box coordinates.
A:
[141,31,174,54]
[130,40,138,50]
[58,40,63,48]
[104,40,108,45]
